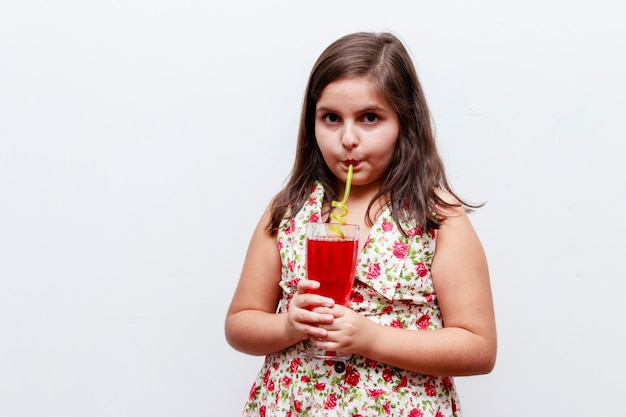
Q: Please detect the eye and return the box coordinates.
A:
[323,113,340,124]
[362,113,379,124]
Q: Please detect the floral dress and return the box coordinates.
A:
[243,183,462,417]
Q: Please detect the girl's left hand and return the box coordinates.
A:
[308,305,374,354]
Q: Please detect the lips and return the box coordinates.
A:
[344,159,359,168]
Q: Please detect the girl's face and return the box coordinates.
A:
[314,77,400,188]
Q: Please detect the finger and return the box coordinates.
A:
[294,293,334,309]
[296,279,320,293]
[298,309,334,325]
[310,305,335,315]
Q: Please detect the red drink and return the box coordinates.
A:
[306,237,358,306]
[301,223,359,360]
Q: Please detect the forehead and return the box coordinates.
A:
[317,77,389,108]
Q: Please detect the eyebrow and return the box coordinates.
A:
[316,105,389,114]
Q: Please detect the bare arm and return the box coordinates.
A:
[224,204,338,356]
[310,193,497,376]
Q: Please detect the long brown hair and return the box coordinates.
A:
[268,32,480,235]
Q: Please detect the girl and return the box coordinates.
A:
[225,32,496,417]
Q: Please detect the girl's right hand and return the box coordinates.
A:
[287,279,335,341]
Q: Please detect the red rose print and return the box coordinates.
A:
[417,314,430,330]
[435,412,444,417]
[452,398,457,413]
[442,376,453,392]
[367,388,384,399]
[285,219,296,235]
[263,370,270,385]
[408,226,423,238]
[383,401,391,414]
[424,382,436,397]
[287,260,295,272]
[260,405,266,417]
[248,382,257,400]
[409,409,424,417]
[365,358,378,368]
[344,367,361,386]
[382,221,393,231]
[324,393,338,410]
[415,262,428,277]
[294,400,302,412]
[350,291,364,303]
[392,241,408,258]
[314,382,326,391]
[394,375,408,391]
[309,212,320,222]
[300,375,311,383]
[382,368,394,382]
[383,305,393,314]
[430,229,436,239]
[390,319,404,329]
[289,357,300,373]
[366,263,381,280]
[266,379,275,392]
[282,376,292,387]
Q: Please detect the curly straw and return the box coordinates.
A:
[329,164,353,236]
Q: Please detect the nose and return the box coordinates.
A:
[341,123,358,149]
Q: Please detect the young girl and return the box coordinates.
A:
[225,32,496,417]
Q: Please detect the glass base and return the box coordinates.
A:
[300,346,352,361]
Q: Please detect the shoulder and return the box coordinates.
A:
[430,188,483,259]
[432,188,466,219]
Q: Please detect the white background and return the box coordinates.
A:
[1,1,625,416]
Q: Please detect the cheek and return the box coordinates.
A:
[314,123,327,143]
[314,127,337,152]
[374,135,398,155]
[372,139,398,168]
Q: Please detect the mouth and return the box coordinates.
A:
[344,159,359,168]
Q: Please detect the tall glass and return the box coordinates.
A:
[301,222,359,360]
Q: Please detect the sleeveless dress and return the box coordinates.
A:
[243,182,462,417]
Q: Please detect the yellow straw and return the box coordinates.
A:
[329,164,353,237]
